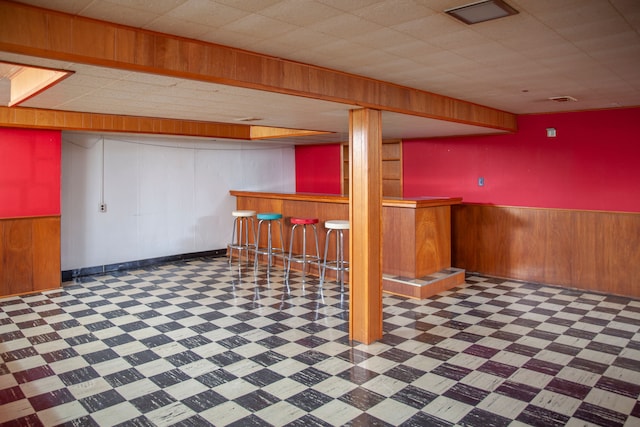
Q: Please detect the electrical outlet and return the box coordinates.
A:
[99,203,107,213]
[478,177,485,187]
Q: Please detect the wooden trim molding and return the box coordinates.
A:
[0,106,331,140]
[452,204,640,298]
[0,105,254,138]
[0,1,517,133]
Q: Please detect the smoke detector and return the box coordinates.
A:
[548,96,578,103]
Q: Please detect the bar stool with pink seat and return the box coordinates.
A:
[285,217,321,283]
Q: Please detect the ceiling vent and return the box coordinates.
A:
[548,96,578,103]
[235,117,263,122]
[445,0,518,25]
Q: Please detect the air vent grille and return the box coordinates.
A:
[548,96,578,103]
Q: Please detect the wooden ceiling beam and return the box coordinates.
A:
[0,1,517,132]
[0,106,254,139]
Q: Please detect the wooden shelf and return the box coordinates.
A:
[342,139,402,197]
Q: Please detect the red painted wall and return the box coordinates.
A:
[294,108,640,212]
[403,108,640,212]
[295,144,342,194]
[0,128,61,217]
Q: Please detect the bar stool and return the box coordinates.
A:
[286,217,321,283]
[227,210,256,266]
[320,220,349,291]
[254,212,285,273]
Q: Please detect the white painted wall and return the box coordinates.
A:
[61,132,295,271]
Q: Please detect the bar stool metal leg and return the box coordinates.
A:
[228,210,256,266]
[320,220,349,292]
[286,218,320,283]
[254,213,285,275]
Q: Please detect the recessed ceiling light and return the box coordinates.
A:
[445,0,518,25]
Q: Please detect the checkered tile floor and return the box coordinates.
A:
[1,257,639,426]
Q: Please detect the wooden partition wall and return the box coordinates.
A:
[0,216,61,296]
[452,204,640,298]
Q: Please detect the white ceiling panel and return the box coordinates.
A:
[2,0,639,143]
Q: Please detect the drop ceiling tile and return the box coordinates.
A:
[144,16,212,40]
[417,51,475,70]
[123,73,184,87]
[165,0,248,27]
[61,73,121,89]
[392,13,464,40]
[519,41,583,61]
[357,58,427,82]
[12,0,95,14]
[258,0,342,26]
[386,40,441,61]
[212,0,282,13]
[76,1,165,28]
[220,12,298,38]
[315,0,385,13]
[351,1,436,26]
[534,0,621,29]
[343,52,403,72]
[70,64,134,80]
[574,31,640,56]
[555,17,633,44]
[199,28,256,50]
[258,27,341,54]
[308,13,384,38]
[428,28,492,50]
[308,39,377,61]
[351,27,420,50]
[101,0,188,14]
[474,15,559,49]
[246,39,303,59]
[452,42,520,65]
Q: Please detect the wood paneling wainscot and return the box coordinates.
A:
[452,204,640,298]
[1,216,61,296]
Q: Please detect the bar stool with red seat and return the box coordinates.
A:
[285,217,321,283]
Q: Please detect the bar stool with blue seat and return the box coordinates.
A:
[254,212,285,273]
[227,210,256,266]
[286,217,321,283]
[320,219,349,291]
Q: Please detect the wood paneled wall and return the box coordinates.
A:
[452,204,640,298]
[1,216,61,296]
[342,139,403,197]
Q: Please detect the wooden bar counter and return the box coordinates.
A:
[230,191,465,298]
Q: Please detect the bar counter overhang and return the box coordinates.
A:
[230,191,465,299]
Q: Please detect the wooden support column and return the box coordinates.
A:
[349,108,383,344]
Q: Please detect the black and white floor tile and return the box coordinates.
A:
[1,257,639,426]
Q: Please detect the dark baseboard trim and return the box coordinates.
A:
[61,249,227,282]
